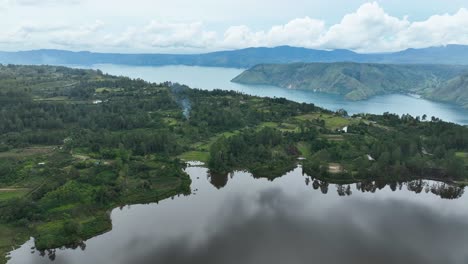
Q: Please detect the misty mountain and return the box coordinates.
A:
[2,45,468,68]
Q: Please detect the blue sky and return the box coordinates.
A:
[1,0,468,53]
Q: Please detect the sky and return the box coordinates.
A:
[1,0,468,53]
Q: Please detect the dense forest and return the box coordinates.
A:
[0,65,467,263]
[232,62,468,108]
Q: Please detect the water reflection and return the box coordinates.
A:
[8,166,468,264]
[208,172,230,189]
[38,243,86,262]
[208,169,465,200]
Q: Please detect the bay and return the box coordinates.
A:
[88,64,468,125]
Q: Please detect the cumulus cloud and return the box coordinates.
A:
[395,8,468,50]
[221,17,325,49]
[317,2,410,52]
[2,1,468,52]
[223,3,468,52]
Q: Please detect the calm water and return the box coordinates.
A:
[8,165,468,264]
[88,64,468,125]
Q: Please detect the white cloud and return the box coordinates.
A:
[49,20,104,48]
[142,21,217,48]
[221,26,261,49]
[221,2,468,52]
[220,17,325,49]
[3,2,468,53]
[317,2,410,52]
[395,8,468,50]
[0,21,103,49]
[265,17,325,47]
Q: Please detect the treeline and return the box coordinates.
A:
[209,127,299,178]
[303,113,468,181]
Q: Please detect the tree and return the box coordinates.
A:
[63,220,80,236]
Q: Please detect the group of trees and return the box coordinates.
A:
[209,127,298,178]
[301,113,468,181]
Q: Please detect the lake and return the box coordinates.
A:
[8,165,468,264]
[88,64,468,125]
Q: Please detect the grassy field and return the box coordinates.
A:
[0,224,29,264]
[179,151,210,163]
[33,96,69,102]
[295,113,356,130]
[456,152,468,164]
[95,87,123,93]
[0,146,56,158]
[0,189,29,202]
[296,142,312,159]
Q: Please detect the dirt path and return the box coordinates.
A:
[0,188,29,192]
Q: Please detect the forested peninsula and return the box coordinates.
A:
[232,62,468,108]
[0,65,467,263]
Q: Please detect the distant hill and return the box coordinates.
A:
[231,62,468,108]
[429,73,468,108]
[2,45,468,68]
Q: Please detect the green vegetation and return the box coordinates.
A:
[232,62,468,108]
[0,189,29,202]
[456,152,468,164]
[0,64,467,263]
[179,151,210,163]
[0,224,29,263]
[429,73,468,108]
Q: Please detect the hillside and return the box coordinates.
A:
[429,73,468,108]
[0,65,467,262]
[3,45,468,68]
[232,62,468,106]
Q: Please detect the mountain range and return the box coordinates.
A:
[231,62,468,109]
[3,45,468,68]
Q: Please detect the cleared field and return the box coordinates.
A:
[296,142,312,159]
[95,87,123,93]
[295,113,356,130]
[179,151,210,163]
[456,152,468,164]
[0,189,29,202]
[0,224,28,264]
[0,147,55,158]
[328,163,344,174]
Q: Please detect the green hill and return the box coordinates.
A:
[232,62,468,106]
[429,73,468,108]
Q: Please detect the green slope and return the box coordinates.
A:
[429,73,468,108]
[232,62,468,105]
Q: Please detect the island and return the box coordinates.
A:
[0,65,467,263]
